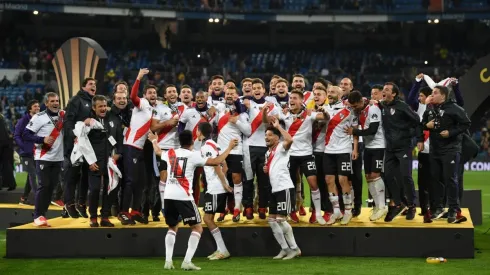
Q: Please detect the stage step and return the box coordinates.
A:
[5,207,474,259]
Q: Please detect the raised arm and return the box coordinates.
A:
[407,74,423,110]
[451,81,464,107]
[205,139,239,166]
[270,116,292,150]
[131,68,150,108]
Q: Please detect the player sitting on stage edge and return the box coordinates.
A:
[148,130,238,271]
[264,117,301,260]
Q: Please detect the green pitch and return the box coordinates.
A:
[1,171,490,275]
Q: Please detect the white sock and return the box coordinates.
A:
[367,181,377,207]
[329,193,341,215]
[165,230,176,262]
[373,177,386,208]
[234,183,243,211]
[211,227,228,253]
[184,231,201,263]
[159,181,166,207]
[277,218,298,249]
[268,218,288,250]
[343,192,353,213]
[311,189,322,216]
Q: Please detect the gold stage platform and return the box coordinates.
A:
[4,205,475,259]
[7,206,473,229]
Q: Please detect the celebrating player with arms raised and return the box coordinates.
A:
[263,117,301,260]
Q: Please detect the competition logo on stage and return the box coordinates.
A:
[52,37,107,109]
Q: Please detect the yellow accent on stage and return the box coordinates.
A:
[1,203,62,210]
[4,205,473,230]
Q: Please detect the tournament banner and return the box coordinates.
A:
[52,37,107,109]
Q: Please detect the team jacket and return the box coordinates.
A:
[422,101,471,156]
[380,99,423,151]
[63,90,94,156]
[87,112,123,172]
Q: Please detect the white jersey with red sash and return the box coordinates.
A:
[212,103,250,155]
[416,103,430,153]
[124,98,154,150]
[180,107,216,143]
[247,99,280,147]
[359,103,385,149]
[303,90,314,106]
[265,143,294,193]
[324,101,357,154]
[283,109,317,156]
[154,102,186,149]
[200,140,228,194]
[162,148,208,201]
[26,110,65,162]
[312,104,328,153]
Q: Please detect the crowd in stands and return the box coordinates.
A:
[25,0,490,12]
[0,34,489,159]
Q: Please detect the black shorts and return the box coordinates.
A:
[157,158,167,172]
[163,199,201,227]
[363,148,384,174]
[226,154,243,173]
[323,153,351,176]
[269,188,296,216]
[289,155,317,178]
[203,193,227,214]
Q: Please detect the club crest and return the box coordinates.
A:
[24,161,28,165]
[390,108,395,115]
[133,158,137,164]
[40,164,44,170]
[109,121,114,128]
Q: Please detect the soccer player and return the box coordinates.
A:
[85,95,123,227]
[269,75,281,95]
[148,130,238,271]
[23,92,64,227]
[179,91,217,203]
[345,88,387,221]
[151,85,184,217]
[213,86,250,222]
[198,122,233,260]
[265,89,329,224]
[179,85,194,108]
[323,87,359,225]
[240,78,253,98]
[311,85,332,223]
[263,117,301,260]
[272,78,289,112]
[422,86,470,223]
[15,99,40,205]
[208,75,225,106]
[241,78,280,219]
[120,68,156,225]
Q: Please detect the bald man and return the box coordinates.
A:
[338,78,364,217]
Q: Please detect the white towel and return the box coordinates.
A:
[423,75,454,89]
[70,119,104,165]
[107,157,122,194]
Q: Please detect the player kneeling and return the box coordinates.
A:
[198,122,232,260]
[149,130,238,271]
[264,117,301,260]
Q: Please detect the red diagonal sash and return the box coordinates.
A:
[287,111,308,137]
[325,109,350,146]
[266,145,278,174]
[250,104,274,135]
[303,91,312,103]
[205,141,220,155]
[423,130,430,142]
[312,126,322,143]
[217,111,231,133]
[168,149,191,196]
[40,111,64,158]
[359,105,369,129]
